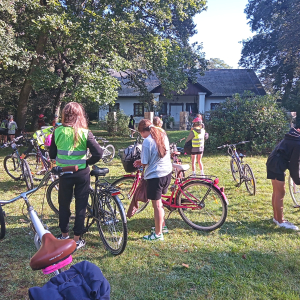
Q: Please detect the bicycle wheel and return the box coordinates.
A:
[0,205,5,240]
[95,193,127,255]
[288,175,300,206]
[21,159,34,190]
[244,164,256,196]
[25,153,47,182]
[46,179,93,217]
[112,176,149,214]
[102,144,115,163]
[230,158,240,183]
[176,180,227,231]
[4,154,21,180]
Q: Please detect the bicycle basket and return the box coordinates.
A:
[119,144,142,173]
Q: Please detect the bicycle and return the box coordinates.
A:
[112,169,228,232]
[0,166,78,275]
[95,137,115,163]
[288,175,300,208]
[2,136,34,190]
[217,141,256,195]
[46,165,128,255]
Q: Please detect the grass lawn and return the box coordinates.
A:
[1,130,300,300]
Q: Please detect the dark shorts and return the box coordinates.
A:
[147,173,172,200]
[0,129,8,135]
[267,169,285,182]
[191,152,203,155]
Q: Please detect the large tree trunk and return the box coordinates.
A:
[52,86,67,118]
[16,32,47,131]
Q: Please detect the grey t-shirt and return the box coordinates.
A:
[8,121,17,134]
[141,134,172,180]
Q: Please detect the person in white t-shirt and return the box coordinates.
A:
[8,115,18,141]
[134,119,172,241]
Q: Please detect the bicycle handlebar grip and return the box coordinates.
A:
[61,165,78,172]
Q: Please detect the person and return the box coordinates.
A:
[128,115,135,138]
[52,114,59,127]
[185,117,205,176]
[153,116,165,132]
[133,119,172,241]
[0,116,8,144]
[7,115,18,141]
[49,102,103,249]
[191,113,205,130]
[38,114,46,129]
[266,127,300,230]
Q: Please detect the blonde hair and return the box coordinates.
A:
[138,119,167,158]
[62,102,88,146]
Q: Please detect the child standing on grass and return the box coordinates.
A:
[185,117,205,176]
[7,115,17,141]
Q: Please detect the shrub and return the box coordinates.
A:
[98,110,130,136]
[205,92,291,154]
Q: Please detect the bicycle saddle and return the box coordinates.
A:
[90,167,109,177]
[172,163,190,171]
[30,233,76,270]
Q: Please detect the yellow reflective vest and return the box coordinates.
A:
[192,129,205,148]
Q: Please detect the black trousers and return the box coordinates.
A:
[58,167,90,236]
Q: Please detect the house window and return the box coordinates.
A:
[210,103,220,110]
[134,103,144,117]
[186,103,197,114]
[109,103,120,112]
[159,102,167,115]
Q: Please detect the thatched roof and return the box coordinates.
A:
[112,69,265,97]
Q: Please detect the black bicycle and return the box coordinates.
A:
[217,141,256,195]
[46,165,127,255]
[2,137,34,190]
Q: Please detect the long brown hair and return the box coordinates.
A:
[62,102,88,146]
[138,119,167,158]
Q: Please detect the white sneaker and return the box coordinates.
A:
[272,218,279,225]
[278,220,299,231]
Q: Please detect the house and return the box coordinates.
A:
[99,69,266,126]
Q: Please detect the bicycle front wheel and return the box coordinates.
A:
[288,175,300,206]
[4,154,21,180]
[244,164,256,196]
[0,205,5,240]
[112,176,149,214]
[21,159,34,190]
[95,193,127,255]
[102,144,115,163]
[176,180,227,231]
[230,158,240,183]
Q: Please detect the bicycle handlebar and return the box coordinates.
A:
[51,165,78,174]
[217,141,250,149]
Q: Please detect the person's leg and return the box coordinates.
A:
[152,199,164,235]
[4,133,7,143]
[73,168,90,242]
[271,179,285,223]
[197,153,204,175]
[191,154,196,174]
[58,175,74,237]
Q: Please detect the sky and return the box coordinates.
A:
[190,0,253,68]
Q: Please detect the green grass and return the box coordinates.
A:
[1,131,300,300]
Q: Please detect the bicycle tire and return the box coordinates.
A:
[4,154,21,180]
[46,179,93,217]
[0,205,6,240]
[102,144,115,163]
[25,153,47,182]
[22,159,34,190]
[244,164,256,196]
[288,175,300,206]
[111,176,149,214]
[230,158,240,183]
[95,193,127,255]
[176,179,227,231]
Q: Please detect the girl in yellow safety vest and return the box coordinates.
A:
[185,117,205,176]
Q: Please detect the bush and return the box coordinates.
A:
[98,110,130,136]
[205,92,291,154]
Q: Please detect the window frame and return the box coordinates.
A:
[134,103,144,117]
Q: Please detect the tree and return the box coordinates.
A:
[240,0,300,121]
[1,0,208,130]
[208,58,232,69]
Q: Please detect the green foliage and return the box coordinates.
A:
[205,92,290,154]
[207,58,232,69]
[99,110,130,137]
[240,0,300,119]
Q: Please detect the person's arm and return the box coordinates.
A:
[86,131,103,165]
[49,132,57,160]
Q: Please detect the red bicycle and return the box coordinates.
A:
[112,168,228,231]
